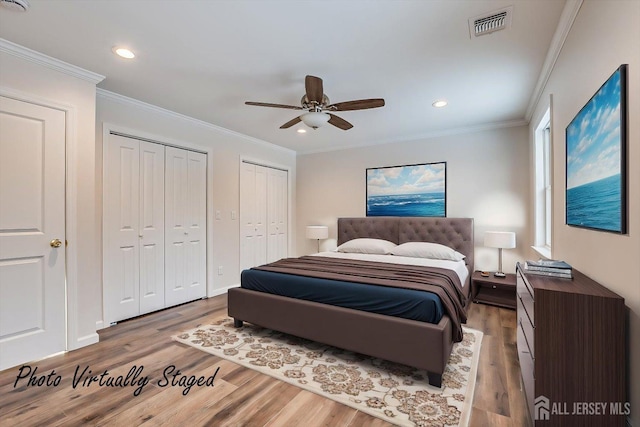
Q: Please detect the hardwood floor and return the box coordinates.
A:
[0,295,530,426]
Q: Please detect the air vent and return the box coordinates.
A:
[469,6,513,38]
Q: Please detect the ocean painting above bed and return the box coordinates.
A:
[366,162,446,217]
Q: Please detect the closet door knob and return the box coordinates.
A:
[50,239,62,248]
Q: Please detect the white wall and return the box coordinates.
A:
[96,91,297,323]
[528,0,640,421]
[296,125,530,273]
[0,47,102,349]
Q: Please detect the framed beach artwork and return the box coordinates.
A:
[566,64,628,233]
[366,162,446,217]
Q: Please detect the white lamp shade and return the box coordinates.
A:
[484,231,516,249]
[306,225,328,240]
[300,112,330,129]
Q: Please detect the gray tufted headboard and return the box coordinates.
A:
[337,217,474,270]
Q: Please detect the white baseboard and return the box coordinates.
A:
[69,332,99,350]
[208,283,240,298]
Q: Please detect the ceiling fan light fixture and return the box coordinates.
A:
[300,111,330,129]
[245,75,383,131]
[0,0,30,12]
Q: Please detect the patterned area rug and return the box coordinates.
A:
[173,318,482,427]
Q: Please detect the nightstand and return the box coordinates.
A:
[471,271,516,309]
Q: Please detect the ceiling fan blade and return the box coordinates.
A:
[245,101,302,110]
[328,98,385,111]
[279,116,302,129]
[328,113,353,130]
[305,75,324,103]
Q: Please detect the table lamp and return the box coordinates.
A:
[306,225,328,252]
[484,231,516,277]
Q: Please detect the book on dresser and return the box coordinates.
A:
[524,259,573,278]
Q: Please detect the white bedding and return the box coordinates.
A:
[311,251,469,287]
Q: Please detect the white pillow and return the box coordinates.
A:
[336,238,397,255]
[391,242,465,262]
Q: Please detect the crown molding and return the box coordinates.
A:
[96,88,296,156]
[525,0,583,121]
[99,87,523,157]
[0,38,105,84]
[297,118,529,156]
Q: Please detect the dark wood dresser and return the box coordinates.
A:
[516,263,626,426]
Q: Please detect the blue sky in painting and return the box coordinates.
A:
[566,69,622,190]
[367,163,445,196]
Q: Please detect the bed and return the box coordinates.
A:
[227,217,474,387]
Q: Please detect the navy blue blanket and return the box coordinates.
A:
[241,268,444,324]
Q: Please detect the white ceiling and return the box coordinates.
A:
[0,0,566,154]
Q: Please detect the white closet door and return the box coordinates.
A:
[104,134,141,323]
[0,96,66,370]
[239,162,254,272]
[254,165,268,265]
[165,147,207,306]
[240,163,268,271]
[138,141,165,314]
[241,162,287,270]
[267,167,288,263]
[186,150,206,300]
[165,147,189,306]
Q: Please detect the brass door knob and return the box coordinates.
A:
[50,239,63,248]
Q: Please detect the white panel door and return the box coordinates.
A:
[104,134,141,323]
[165,147,207,306]
[138,141,165,314]
[239,162,256,272]
[165,147,189,306]
[240,162,267,271]
[186,151,206,300]
[0,96,66,370]
[254,165,268,266]
[267,168,288,263]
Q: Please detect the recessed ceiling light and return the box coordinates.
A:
[297,128,307,134]
[432,100,448,108]
[112,47,135,59]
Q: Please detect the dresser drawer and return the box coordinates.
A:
[516,270,534,325]
[518,325,535,421]
[517,313,534,358]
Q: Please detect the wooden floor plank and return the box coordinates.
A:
[469,407,513,427]
[97,374,238,426]
[265,389,358,427]
[0,296,528,426]
[470,334,511,417]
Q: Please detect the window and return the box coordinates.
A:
[534,108,552,258]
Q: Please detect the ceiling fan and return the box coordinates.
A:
[245,75,385,130]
